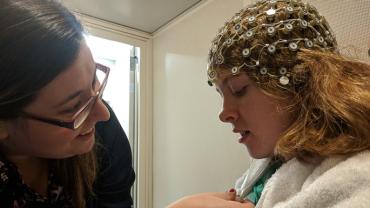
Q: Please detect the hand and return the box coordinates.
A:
[167,191,255,208]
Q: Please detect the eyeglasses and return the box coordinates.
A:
[21,63,110,130]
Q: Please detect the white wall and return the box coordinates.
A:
[152,0,370,207]
[152,1,249,207]
[306,0,370,61]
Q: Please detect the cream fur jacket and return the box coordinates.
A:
[235,150,370,208]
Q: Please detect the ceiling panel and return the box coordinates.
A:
[61,0,202,33]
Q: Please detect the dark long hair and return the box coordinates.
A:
[0,0,96,207]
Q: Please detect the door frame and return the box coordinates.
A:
[76,13,153,208]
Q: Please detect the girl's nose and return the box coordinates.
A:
[219,98,238,123]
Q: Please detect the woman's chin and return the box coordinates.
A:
[246,148,271,159]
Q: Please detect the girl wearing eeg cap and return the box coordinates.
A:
[169,0,370,207]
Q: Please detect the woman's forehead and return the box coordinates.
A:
[24,43,95,112]
[214,68,249,84]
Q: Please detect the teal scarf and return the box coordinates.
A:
[246,160,282,204]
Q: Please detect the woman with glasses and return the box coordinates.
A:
[0,0,134,207]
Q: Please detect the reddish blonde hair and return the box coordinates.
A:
[274,50,370,161]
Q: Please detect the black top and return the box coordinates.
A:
[0,102,135,207]
[0,155,73,208]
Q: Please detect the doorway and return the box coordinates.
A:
[85,34,139,206]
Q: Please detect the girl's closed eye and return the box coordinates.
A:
[232,85,248,97]
[227,73,250,97]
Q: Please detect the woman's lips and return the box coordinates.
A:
[76,128,95,140]
[238,131,251,143]
[80,127,94,136]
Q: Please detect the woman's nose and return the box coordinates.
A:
[218,98,238,123]
[89,99,110,123]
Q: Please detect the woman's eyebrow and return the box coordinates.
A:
[226,74,242,85]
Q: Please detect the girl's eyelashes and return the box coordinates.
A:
[227,74,249,96]
[229,78,249,97]
[232,86,248,97]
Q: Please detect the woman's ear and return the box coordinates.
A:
[0,121,9,140]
